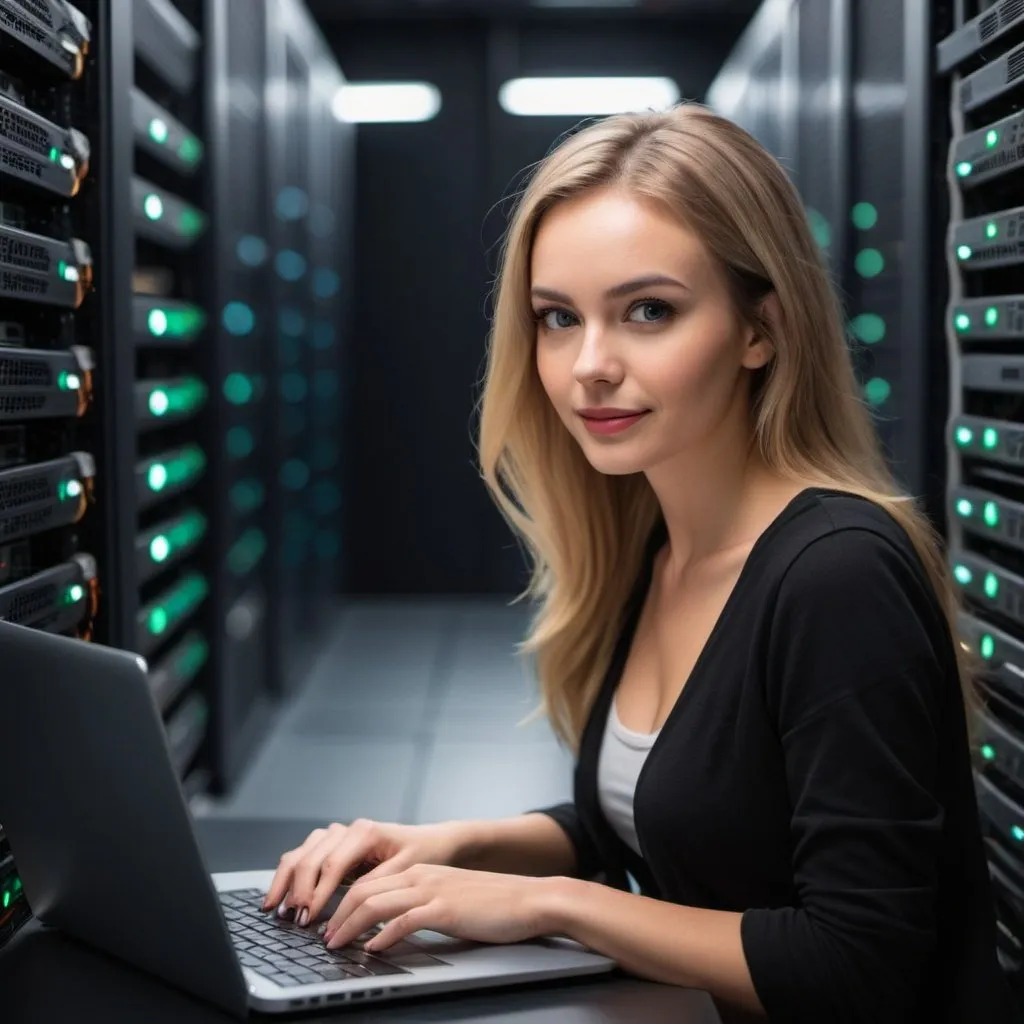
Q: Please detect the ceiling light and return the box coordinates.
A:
[499,77,679,117]
[332,83,442,124]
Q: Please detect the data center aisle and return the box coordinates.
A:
[197,601,574,826]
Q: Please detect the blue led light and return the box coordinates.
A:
[281,459,311,491]
[236,234,267,266]
[275,250,307,282]
[312,481,342,514]
[313,268,340,299]
[279,335,302,365]
[310,204,335,238]
[222,301,255,336]
[276,186,309,221]
[281,372,308,403]
[312,320,335,349]
[279,307,305,336]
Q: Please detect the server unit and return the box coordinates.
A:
[939,0,1024,990]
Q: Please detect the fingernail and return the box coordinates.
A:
[323,931,334,946]
[277,904,289,919]
[298,908,309,927]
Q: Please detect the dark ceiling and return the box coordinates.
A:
[307,0,761,24]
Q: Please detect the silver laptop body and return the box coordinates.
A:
[0,621,615,1016]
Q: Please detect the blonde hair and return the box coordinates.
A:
[477,103,973,751]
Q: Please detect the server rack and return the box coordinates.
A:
[130,0,213,800]
[938,0,1024,990]
[706,0,940,508]
[0,0,106,951]
[265,0,351,696]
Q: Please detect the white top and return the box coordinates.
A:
[596,696,660,857]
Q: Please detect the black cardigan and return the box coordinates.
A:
[537,489,1014,1023]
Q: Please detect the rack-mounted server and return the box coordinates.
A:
[0,202,92,306]
[0,71,89,197]
[0,0,91,80]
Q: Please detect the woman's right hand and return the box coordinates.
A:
[261,819,471,927]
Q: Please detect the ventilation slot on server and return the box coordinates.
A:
[0,0,91,80]
[959,42,1024,114]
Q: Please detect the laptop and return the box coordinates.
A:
[0,621,615,1017]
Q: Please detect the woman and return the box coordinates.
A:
[262,104,1012,1021]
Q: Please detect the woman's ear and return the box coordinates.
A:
[742,291,780,371]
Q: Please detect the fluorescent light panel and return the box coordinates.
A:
[332,83,441,124]
[499,77,680,117]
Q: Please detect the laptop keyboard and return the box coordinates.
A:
[219,888,450,988]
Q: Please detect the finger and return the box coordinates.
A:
[353,851,413,886]
[323,869,409,938]
[325,889,424,950]
[263,829,327,910]
[365,903,443,952]
[306,824,386,922]
[289,824,349,917]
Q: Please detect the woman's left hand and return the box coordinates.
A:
[322,864,558,951]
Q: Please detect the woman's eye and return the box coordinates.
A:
[628,300,672,324]
[539,309,578,330]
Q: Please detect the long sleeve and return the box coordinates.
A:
[740,526,953,1023]
[530,802,607,881]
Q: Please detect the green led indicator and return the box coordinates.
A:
[957,244,973,261]
[806,207,832,250]
[983,427,999,450]
[985,306,999,327]
[149,607,169,635]
[984,572,999,599]
[143,193,164,220]
[148,309,168,336]
[67,583,84,604]
[956,161,973,178]
[980,634,995,660]
[49,146,59,162]
[953,563,973,585]
[984,501,1000,527]
[149,389,170,416]
[955,312,971,332]
[850,313,886,344]
[147,463,168,491]
[178,135,203,164]
[986,129,999,148]
[980,743,996,761]
[1013,825,1024,842]
[223,373,254,405]
[955,425,974,447]
[57,370,80,391]
[148,117,169,144]
[2,891,8,908]
[150,535,171,563]
[956,498,973,518]
[864,377,891,406]
[855,248,885,278]
[851,203,878,230]
[178,208,207,239]
[59,478,82,501]
[986,221,998,239]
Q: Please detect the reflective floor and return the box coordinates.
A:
[198,599,574,826]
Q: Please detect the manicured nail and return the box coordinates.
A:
[323,931,335,946]
[277,904,289,919]
[298,908,309,927]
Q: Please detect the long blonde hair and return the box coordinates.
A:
[477,103,973,751]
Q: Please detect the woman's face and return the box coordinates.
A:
[532,187,771,477]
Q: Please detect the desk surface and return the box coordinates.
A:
[0,817,723,1023]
